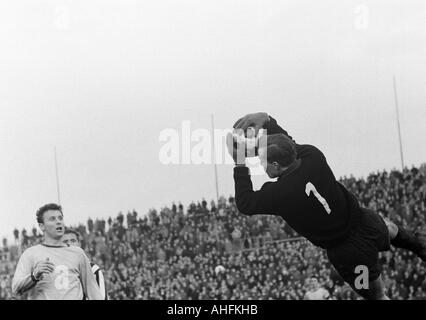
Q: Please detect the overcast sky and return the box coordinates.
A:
[1,0,425,241]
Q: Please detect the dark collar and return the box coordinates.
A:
[278,158,302,180]
[41,243,67,248]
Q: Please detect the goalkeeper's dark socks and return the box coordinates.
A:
[391,226,425,259]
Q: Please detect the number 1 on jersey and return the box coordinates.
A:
[305,182,331,215]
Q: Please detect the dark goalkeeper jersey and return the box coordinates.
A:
[233,116,361,249]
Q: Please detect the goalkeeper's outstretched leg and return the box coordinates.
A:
[385,219,426,262]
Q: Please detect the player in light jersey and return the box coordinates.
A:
[304,277,330,300]
[62,229,107,299]
[11,203,103,300]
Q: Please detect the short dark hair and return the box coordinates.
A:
[64,229,80,240]
[260,133,297,167]
[36,203,63,224]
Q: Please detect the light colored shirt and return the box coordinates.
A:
[12,244,103,300]
[305,287,330,300]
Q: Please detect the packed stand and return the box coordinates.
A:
[1,164,425,300]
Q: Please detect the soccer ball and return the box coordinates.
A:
[215,265,226,275]
[232,127,258,157]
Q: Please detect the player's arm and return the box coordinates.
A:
[263,116,296,142]
[11,252,54,295]
[11,250,36,295]
[322,288,330,300]
[79,253,103,300]
[227,132,279,215]
[233,112,296,143]
[234,166,279,215]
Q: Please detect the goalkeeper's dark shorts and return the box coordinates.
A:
[326,207,391,288]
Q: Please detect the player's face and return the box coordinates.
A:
[259,148,272,177]
[39,210,64,239]
[259,148,280,178]
[62,233,80,247]
[310,278,319,290]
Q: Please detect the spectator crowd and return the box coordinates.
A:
[1,164,425,300]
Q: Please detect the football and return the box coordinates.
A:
[232,127,259,157]
[215,265,226,275]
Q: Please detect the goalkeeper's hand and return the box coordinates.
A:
[233,112,270,136]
